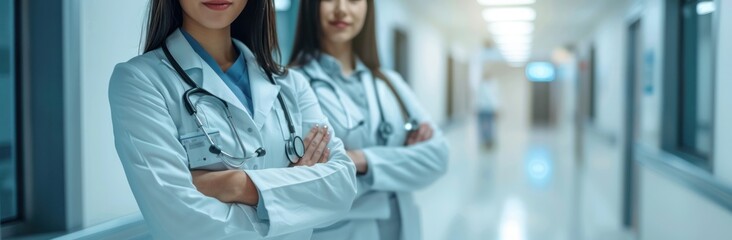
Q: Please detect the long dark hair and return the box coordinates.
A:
[288,0,406,114]
[144,0,286,76]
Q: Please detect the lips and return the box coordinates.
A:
[329,20,351,29]
[202,0,232,10]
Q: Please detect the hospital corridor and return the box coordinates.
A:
[2,0,732,239]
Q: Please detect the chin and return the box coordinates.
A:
[199,18,237,30]
[326,33,356,44]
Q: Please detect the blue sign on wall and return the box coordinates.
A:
[525,62,556,82]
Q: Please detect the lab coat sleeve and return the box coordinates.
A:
[243,71,358,234]
[109,62,265,239]
[361,71,450,192]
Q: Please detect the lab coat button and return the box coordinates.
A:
[247,127,253,133]
[252,164,259,170]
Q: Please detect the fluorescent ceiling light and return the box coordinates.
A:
[478,0,535,6]
[483,7,536,22]
[697,1,715,15]
[489,22,534,35]
[488,22,534,35]
[494,37,533,45]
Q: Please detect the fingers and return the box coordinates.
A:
[301,126,325,164]
[406,130,418,145]
[303,124,320,151]
[406,123,434,145]
[298,124,331,166]
[312,128,330,164]
[418,123,433,142]
[318,147,330,163]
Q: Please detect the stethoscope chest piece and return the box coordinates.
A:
[377,121,393,145]
[286,134,305,164]
[378,122,394,137]
[404,118,420,133]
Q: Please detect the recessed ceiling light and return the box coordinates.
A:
[478,0,535,6]
[489,22,534,35]
[483,7,536,22]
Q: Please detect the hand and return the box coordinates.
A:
[191,170,259,205]
[292,124,331,167]
[405,123,433,146]
[347,150,368,174]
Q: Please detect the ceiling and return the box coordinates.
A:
[399,0,624,61]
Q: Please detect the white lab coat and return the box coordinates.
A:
[108,30,357,239]
[293,59,449,240]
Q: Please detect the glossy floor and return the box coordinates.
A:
[415,116,634,240]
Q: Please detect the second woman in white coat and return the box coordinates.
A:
[288,0,450,239]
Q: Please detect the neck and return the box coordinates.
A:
[322,40,355,76]
[182,19,237,71]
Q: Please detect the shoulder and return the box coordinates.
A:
[110,49,165,85]
[109,49,168,98]
[274,68,312,95]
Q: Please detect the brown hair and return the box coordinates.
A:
[143,0,286,77]
[288,0,407,114]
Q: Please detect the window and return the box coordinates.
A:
[663,0,717,170]
[0,0,19,223]
[678,0,716,162]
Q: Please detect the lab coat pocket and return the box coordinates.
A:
[179,131,228,170]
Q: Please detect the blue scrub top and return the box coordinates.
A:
[181,29,254,115]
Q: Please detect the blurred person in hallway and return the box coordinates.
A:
[288,0,450,239]
[108,0,358,238]
[477,77,500,148]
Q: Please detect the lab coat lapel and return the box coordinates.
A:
[234,40,280,130]
[163,29,249,113]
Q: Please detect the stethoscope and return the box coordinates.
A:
[162,43,305,168]
[301,69,419,146]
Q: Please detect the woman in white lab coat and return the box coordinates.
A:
[108,0,357,239]
[288,0,449,239]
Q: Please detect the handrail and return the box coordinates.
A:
[635,144,732,212]
[53,213,149,240]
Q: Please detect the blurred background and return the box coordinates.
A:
[1,0,731,239]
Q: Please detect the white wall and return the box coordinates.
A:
[591,11,627,134]
[569,0,732,238]
[636,0,665,148]
[375,0,450,124]
[572,4,630,234]
[714,0,732,185]
[77,0,148,227]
